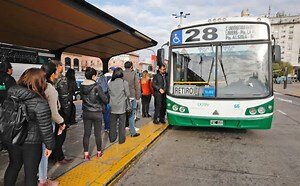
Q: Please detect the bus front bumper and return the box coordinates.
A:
[167,112,273,129]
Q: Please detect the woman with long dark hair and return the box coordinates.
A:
[4,68,55,186]
[66,68,78,125]
[108,67,131,144]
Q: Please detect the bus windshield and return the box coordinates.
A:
[171,43,270,98]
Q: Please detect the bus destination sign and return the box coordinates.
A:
[173,85,202,96]
[171,23,268,45]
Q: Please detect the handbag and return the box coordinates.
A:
[123,81,132,116]
[125,97,132,116]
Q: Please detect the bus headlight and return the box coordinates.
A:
[258,107,266,114]
[179,106,186,113]
[249,108,257,115]
[268,105,272,110]
[172,105,179,111]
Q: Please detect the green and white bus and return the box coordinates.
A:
[157,17,281,129]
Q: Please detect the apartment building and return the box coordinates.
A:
[270,14,300,76]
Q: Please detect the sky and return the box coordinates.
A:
[87,0,300,60]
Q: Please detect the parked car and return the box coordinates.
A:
[73,79,83,101]
[274,76,292,84]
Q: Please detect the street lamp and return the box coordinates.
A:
[172,12,190,27]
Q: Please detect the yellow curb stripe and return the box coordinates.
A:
[56,123,168,186]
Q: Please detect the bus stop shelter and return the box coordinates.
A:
[0,0,157,71]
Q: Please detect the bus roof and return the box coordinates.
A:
[0,0,157,59]
[178,17,271,30]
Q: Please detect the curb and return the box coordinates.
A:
[56,123,168,186]
[274,91,300,98]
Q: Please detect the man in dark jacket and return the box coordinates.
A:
[0,61,16,104]
[152,64,167,124]
[0,61,16,152]
[50,60,73,164]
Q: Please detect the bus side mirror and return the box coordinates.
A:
[273,45,281,63]
[157,48,165,67]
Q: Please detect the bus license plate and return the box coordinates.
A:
[210,120,223,126]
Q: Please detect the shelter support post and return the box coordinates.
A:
[102,58,110,74]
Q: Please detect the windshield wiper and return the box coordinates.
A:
[219,43,228,86]
[208,44,215,84]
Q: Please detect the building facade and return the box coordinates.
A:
[61,52,103,72]
[270,14,300,76]
[108,53,140,70]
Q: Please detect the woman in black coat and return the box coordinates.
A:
[4,68,55,186]
[66,68,78,124]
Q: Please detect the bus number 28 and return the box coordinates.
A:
[185,27,218,42]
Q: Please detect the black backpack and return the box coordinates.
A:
[0,95,29,145]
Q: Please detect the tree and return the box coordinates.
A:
[272,61,293,77]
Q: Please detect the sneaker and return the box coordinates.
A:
[125,127,130,131]
[84,155,91,161]
[104,129,109,133]
[96,151,103,158]
[159,119,166,124]
[1,149,8,153]
[135,127,140,132]
[131,133,140,137]
[153,120,160,124]
[58,158,74,164]
[135,117,140,121]
[38,179,59,186]
[146,114,152,118]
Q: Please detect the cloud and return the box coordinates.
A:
[88,0,300,59]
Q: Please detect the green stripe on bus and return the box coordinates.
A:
[167,113,272,129]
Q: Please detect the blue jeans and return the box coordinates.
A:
[38,144,47,181]
[38,122,55,181]
[128,99,137,135]
[103,104,111,130]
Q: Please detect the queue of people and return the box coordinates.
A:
[0,60,167,185]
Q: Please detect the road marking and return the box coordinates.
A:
[276,97,293,103]
[274,92,283,95]
[277,109,287,116]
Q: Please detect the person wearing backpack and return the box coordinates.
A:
[0,61,16,152]
[3,68,55,186]
[97,71,110,132]
[80,67,108,161]
[97,67,114,132]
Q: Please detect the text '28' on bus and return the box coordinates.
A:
[157,17,281,129]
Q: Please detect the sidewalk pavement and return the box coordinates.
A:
[0,99,168,185]
[273,82,300,98]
